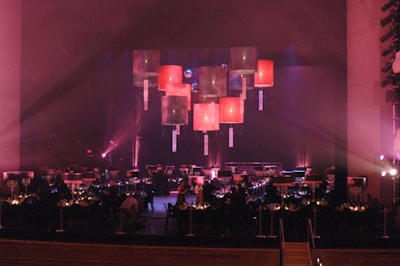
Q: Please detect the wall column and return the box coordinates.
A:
[347,0,392,204]
[0,0,22,174]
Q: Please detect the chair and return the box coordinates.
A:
[145,190,155,212]
[164,203,176,228]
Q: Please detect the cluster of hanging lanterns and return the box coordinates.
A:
[132,47,274,155]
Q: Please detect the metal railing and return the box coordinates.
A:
[307,218,316,249]
[279,218,285,266]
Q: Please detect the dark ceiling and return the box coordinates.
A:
[22,0,347,67]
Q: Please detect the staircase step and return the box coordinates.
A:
[285,258,310,265]
[285,242,309,248]
[284,242,312,266]
[285,261,311,266]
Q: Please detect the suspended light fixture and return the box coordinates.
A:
[230,47,257,100]
[193,102,219,156]
[161,95,188,152]
[166,83,192,111]
[166,83,192,136]
[132,50,160,110]
[254,59,274,111]
[219,97,243,148]
[229,72,254,91]
[158,65,182,91]
[198,66,227,97]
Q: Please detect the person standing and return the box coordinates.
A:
[176,179,188,207]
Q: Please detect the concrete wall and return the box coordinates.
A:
[0,0,21,173]
[347,0,393,204]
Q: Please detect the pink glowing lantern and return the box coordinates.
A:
[219,97,243,123]
[219,97,243,148]
[158,65,182,91]
[132,50,160,110]
[161,95,188,152]
[198,66,227,98]
[193,102,219,156]
[230,47,257,100]
[254,60,274,111]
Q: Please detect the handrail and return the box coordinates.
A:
[307,218,316,249]
[279,218,285,266]
[279,218,285,244]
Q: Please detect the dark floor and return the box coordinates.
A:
[137,191,185,236]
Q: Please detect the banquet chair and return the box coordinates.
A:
[164,203,176,228]
[145,190,155,212]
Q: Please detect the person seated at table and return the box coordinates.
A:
[176,179,188,207]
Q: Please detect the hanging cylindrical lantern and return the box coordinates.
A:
[198,66,227,97]
[255,60,274,111]
[229,72,254,90]
[193,102,219,156]
[166,83,192,111]
[230,47,257,74]
[254,60,274,87]
[158,65,182,91]
[219,97,243,148]
[193,102,219,131]
[133,50,160,110]
[219,97,243,124]
[161,95,188,152]
[132,49,160,87]
[231,47,257,101]
[161,95,188,125]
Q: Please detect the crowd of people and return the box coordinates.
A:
[0,164,390,239]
